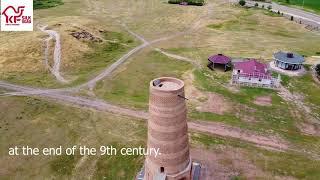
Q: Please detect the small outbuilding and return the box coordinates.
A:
[273,51,305,71]
[232,59,280,88]
[208,54,232,71]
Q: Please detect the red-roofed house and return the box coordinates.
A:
[232,59,280,88]
[208,54,232,71]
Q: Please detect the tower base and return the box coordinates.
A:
[136,160,202,180]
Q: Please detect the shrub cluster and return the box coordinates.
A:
[168,0,205,6]
[239,0,246,6]
[34,0,63,9]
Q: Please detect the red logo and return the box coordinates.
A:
[1,6,31,25]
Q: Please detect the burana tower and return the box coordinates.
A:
[144,77,191,180]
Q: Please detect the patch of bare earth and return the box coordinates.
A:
[234,104,257,123]
[279,86,320,135]
[184,70,258,122]
[278,86,312,115]
[72,156,99,180]
[183,71,232,115]
[189,121,289,151]
[183,71,206,102]
[191,148,296,180]
[297,122,320,137]
[312,65,320,86]
[254,96,272,106]
[196,93,232,115]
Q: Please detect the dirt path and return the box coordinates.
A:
[75,24,202,91]
[189,121,289,151]
[0,81,148,119]
[3,81,320,160]
[155,48,200,67]
[75,2,214,90]
[0,81,289,152]
[38,25,69,83]
[78,42,150,90]
[75,24,185,91]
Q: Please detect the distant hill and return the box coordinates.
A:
[34,0,64,9]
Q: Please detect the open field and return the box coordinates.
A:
[1,1,319,88]
[1,96,320,179]
[1,0,320,179]
[94,50,193,109]
[0,18,138,88]
[0,96,146,179]
[90,1,320,147]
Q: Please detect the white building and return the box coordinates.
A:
[232,59,280,88]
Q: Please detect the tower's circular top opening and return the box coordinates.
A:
[151,77,184,92]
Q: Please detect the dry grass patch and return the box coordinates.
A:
[196,93,233,115]
[0,96,146,179]
[254,96,273,106]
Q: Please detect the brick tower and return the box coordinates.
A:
[144,77,191,180]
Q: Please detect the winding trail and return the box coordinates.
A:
[74,2,213,90]
[80,42,150,90]
[155,48,200,67]
[76,21,202,91]
[38,25,69,83]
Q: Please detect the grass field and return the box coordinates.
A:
[0,96,146,179]
[1,95,319,179]
[88,0,320,156]
[274,0,320,13]
[0,24,137,88]
[1,0,320,179]
[192,132,320,179]
[94,50,193,109]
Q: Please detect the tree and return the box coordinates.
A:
[316,64,320,76]
[239,0,246,6]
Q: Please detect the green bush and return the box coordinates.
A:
[239,0,246,6]
[34,0,63,9]
[168,0,205,6]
